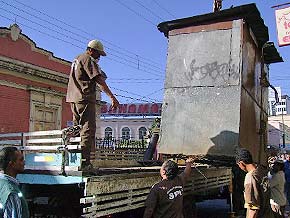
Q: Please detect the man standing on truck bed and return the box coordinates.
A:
[66,40,119,169]
[0,147,29,218]
[143,157,193,218]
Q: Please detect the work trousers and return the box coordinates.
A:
[71,102,96,165]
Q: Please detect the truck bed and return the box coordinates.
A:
[81,166,231,217]
[0,130,231,217]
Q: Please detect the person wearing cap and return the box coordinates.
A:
[66,39,119,168]
[235,148,273,218]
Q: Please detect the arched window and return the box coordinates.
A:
[139,127,147,139]
[105,127,113,139]
[121,127,131,139]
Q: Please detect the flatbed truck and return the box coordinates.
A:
[0,129,231,217]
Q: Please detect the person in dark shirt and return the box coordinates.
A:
[284,154,290,204]
[143,157,193,218]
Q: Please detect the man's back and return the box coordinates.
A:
[144,173,186,218]
[244,165,273,218]
[66,52,100,103]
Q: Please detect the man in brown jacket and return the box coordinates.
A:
[236,148,273,218]
[66,40,119,168]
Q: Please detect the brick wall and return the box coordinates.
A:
[0,85,30,133]
[0,26,75,132]
[62,99,72,128]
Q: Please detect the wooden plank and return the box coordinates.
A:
[91,160,142,168]
[0,140,22,145]
[26,138,63,144]
[0,145,81,151]
[25,165,79,171]
[23,130,62,136]
[80,196,96,204]
[0,133,22,138]
[82,202,145,218]
[84,196,146,213]
[22,145,82,151]
[82,188,150,204]
[86,173,160,195]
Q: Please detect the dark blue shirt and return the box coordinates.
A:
[284,161,290,182]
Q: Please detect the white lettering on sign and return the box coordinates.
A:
[275,6,290,47]
[167,186,183,200]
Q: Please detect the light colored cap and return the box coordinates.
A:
[87,40,106,56]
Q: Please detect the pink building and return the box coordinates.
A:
[0,24,72,132]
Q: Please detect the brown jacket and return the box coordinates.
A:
[66,53,101,103]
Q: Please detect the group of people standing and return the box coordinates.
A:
[143,149,290,218]
[235,149,290,218]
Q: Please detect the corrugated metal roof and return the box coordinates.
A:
[158,3,283,63]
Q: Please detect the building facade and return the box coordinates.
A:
[268,115,290,150]
[0,24,73,133]
[268,87,290,116]
[100,103,162,139]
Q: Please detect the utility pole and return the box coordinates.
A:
[213,0,222,12]
[281,100,286,148]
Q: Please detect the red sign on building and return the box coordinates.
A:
[101,103,162,116]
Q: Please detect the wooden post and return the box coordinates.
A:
[213,0,222,12]
[228,173,236,218]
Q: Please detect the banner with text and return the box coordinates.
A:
[101,103,162,116]
[275,6,290,47]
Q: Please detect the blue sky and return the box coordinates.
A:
[0,0,289,103]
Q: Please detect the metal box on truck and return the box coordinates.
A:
[157,3,283,165]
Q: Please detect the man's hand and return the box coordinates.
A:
[185,157,194,164]
[111,96,119,109]
[186,156,198,166]
[184,157,196,178]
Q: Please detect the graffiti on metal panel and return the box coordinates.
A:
[185,59,239,82]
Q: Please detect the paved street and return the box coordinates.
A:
[196,199,230,218]
[196,200,290,218]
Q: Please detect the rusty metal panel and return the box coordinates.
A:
[159,20,243,156]
[239,23,268,165]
